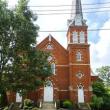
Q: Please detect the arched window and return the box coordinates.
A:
[47,44,53,50]
[79,31,85,43]
[51,63,55,74]
[72,31,78,43]
[45,80,53,87]
[47,56,53,62]
[76,51,82,61]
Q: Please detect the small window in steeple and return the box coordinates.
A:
[79,31,85,43]
[76,51,82,61]
[72,31,78,43]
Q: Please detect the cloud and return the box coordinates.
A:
[90,19,110,71]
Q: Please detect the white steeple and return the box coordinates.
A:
[68,0,86,26]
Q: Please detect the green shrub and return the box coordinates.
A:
[63,100,73,109]
[24,99,32,107]
[3,107,8,110]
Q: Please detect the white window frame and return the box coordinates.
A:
[47,56,53,62]
[51,63,56,74]
[72,31,78,43]
[76,51,82,61]
[47,44,53,50]
[79,31,85,43]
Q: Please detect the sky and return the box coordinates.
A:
[7,0,110,73]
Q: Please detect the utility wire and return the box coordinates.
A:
[27,2,110,7]
[32,6,110,12]
[34,10,110,15]
[0,29,110,33]
[7,2,110,8]
[38,29,110,32]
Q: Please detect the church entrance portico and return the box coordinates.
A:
[44,80,53,102]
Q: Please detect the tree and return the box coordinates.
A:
[0,0,52,103]
[92,81,107,97]
[0,0,14,106]
[90,95,103,110]
[4,0,52,96]
[92,80,110,110]
[96,66,110,88]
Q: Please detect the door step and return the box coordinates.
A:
[41,102,56,110]
[78,103,91,110]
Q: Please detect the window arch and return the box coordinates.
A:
[47,44,53,50]
[76,51,82,61]
[47,56,53,62]
[77,84,84,89]
[72,31,78,43]
[45,80,53,87]
[51,63,56,74]
[79,31,85,43]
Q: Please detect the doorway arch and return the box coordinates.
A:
[78,84,84,103]
[44,80,53,102]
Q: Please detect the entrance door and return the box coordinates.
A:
[16,92,22,102]
[44,81,53,102]
[78,85,84,103]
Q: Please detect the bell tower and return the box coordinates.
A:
[67,0,92,103]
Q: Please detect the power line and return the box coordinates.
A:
[38,29,110,32]
[26,2,110,7]
[0,29,110,33]
[34,10,110,15]
[32,6,110,12]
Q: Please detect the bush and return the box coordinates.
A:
[90,95,103,110]
[24,99,32,107]
[3,107,8,110]
[63,100,73,109]
[23,99,34,109]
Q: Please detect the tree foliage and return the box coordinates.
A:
[96,66,110,87]
[92,81,107,97]
[90,95,103,110]
[92,80,110,110]
[0,0,52,103]
[0,0,14,106]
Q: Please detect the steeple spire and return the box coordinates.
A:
[71,0,83,19]
[68,0,86,26]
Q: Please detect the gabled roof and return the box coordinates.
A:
[36,34,67,52]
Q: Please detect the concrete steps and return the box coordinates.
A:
[41,102,56,110]
[78,103,91,110]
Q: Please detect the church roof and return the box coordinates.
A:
[37,34,67,52]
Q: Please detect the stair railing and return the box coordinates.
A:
[39,99,43,108]
[87,103,91,110]
[54,101,57,108]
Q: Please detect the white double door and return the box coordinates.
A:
[44,85,53,102]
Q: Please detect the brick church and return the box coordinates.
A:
[7,0,97,104]
[34,0,97,103]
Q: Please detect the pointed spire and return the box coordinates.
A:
[68,0,86,26]
[71,0,83,19]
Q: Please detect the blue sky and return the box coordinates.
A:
[8,0,110,73]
